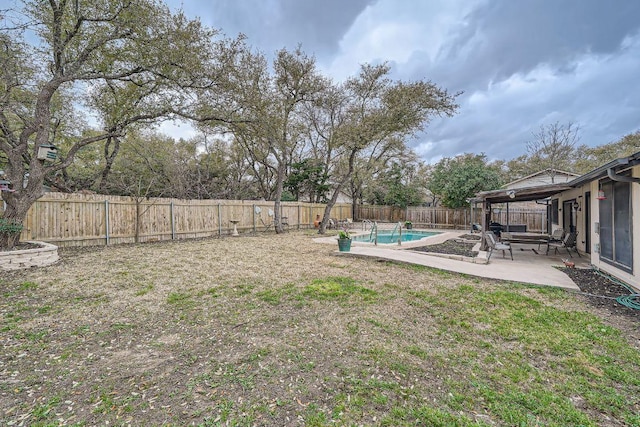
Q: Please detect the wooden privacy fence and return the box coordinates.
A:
[11,193,352,247]
[356,205,548,233]
[2,192,549,247]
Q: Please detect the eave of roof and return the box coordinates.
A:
[502,168,579,188]
[473,183,572,204]
[568,150,640,187]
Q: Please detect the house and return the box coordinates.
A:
[560,152,640,289]
[503,169,580,190]
[500,169,580,210]
[475,151,640,290]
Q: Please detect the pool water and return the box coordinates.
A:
[353,230,440,244]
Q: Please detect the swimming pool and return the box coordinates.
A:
[353,230,441,244]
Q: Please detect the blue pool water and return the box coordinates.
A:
[353,230,440,244]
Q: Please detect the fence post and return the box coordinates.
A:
[252,204,256,233]
[218,204,222,236]
[297,204,300,230]
[105,200,110,245]
[170,201,175,240]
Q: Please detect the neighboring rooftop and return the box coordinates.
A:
[503,169,580,190]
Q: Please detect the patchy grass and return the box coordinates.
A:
[0,232,638,426]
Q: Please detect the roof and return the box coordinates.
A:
[503,168,579,188]
[474,150,640,204]
[473,183,572,204]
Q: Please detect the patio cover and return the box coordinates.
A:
[473,183,573,204]
[472,183,572,250]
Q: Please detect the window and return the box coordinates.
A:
[598,179,633,272]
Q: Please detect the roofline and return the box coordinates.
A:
[503,168,579,188]
[473,182,572,204]
[569,151,640,187]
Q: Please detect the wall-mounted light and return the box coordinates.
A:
[573,200,580,211]
[506,190,516,199]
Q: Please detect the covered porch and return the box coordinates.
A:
[472,183,573,251]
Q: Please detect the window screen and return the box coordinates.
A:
[598,179,633,272]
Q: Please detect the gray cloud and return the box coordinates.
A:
[427,0,640,93]
[171,0,640,164]
[180,0,375,60]
[403,0,640,162]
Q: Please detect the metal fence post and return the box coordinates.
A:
[105,200,110,245]
[170,201,175,240]
[252,204,256,233]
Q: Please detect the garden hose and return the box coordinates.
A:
[592,267,640,311]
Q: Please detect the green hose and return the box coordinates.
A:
[592,267,640,311]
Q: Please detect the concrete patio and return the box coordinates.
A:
[316,229,590,290]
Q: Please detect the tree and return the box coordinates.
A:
[285,159,329,202]
[367,159,425,208]
[0,0,237,249]
[523,121,580,180]
[211,47,327,233]
[428,153,503,208]
[573,130,640,174]
[315,64,459,232]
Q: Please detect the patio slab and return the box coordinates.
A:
[318,229,587,290]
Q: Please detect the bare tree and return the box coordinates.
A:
[525,121,580,182]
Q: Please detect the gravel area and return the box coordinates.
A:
[408,239,478,258]
[562,267,640,320]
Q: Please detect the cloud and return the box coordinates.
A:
[166,0,640,163]
[418,31,640,162]
[325,0,480,79]
[178,0,375,60]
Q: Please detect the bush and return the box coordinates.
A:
[0,218,23,234]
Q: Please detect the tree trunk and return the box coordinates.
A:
[318,149,359,234]
[0,190,40,250]
[98,136,121,193]
[272,163,286,234]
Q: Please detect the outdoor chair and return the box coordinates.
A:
[256,207,274,232]
[485,231,513,261]
[546,231,580,257]
[548,228,565,243]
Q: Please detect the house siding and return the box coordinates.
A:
[587,165,639,290]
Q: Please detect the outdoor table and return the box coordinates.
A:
[501,232,550,253]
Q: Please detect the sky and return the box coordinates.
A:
[165,0,640,164]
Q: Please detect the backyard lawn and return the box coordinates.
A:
[1,231,639,426]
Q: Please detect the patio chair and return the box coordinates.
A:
[548,228,565,243]
[256,207,274,232]
[485,231,513,261]
[546,231,580,258]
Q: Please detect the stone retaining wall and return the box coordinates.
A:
[0,242,59,271]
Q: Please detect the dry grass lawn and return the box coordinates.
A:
[1,230,639,426]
